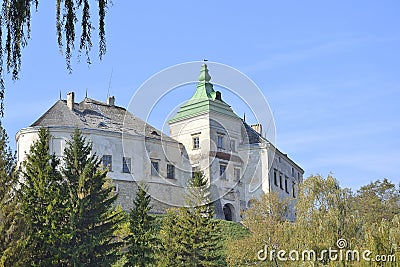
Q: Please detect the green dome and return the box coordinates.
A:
[168,64,240,123]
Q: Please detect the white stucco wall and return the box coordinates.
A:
[16,126,191,211]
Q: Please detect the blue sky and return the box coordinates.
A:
[3,1,399,190]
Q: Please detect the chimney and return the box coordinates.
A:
[107,96,115,106]
[67,92,75,111]
[215,91,222,101]
[251,123,263,136]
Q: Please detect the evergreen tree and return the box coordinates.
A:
[0,122,22,266]
[63,128,123,266]
[125,181,156,267]
[17,128,69,266]
[159,171,224,267]
[158,208,183,266]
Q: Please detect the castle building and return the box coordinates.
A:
[16,64,303,222]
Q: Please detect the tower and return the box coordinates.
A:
[169,63,244,220]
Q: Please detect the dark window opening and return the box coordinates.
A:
[223,204,233,221]
[102,155,112,171]
[193,137,200,149]
[285,177,289,193]
[217,136,223,149]
[122,157,131,173]
[292,181,296,198]
[192,166,200,178]
[151,161,159,176]
[167,164,175,179]
[220,164,227,179]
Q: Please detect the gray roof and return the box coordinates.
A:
[240,120,304,172]
[241,120,265,144]
[31,98,178,143]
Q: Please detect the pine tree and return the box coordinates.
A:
[159,171,224,267]
[184,171,223,266]
[0,122,22,266]
[63,128,123,266]
[158,208,183,266]
[16,128,69,266]
[125,181,156,267]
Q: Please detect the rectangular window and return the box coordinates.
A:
[102,155,112,171]
[193,137,200,149]
[220,164,227,179]
[297,172,300,181]
[122,157,131,173]
[234,168,240,182]
[167,164,175,179]
[274,170,278,186]
[279,173,283,189]
[217,136,223,149]
[292,167,294,176]
[285,176,289,193]
[292,181,296,198]
[192,166,199,178]
[230,140,236,152]
[151,161,159,176]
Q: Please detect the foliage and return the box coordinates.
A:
[158,171,224,267]
[291,174,361,266]
[0,0,110,115]
[157,208,182,266]
[226,192,290,266]
[16,128,70,266]
[363,216,400,267]
[6,128,123,266]
[62,128,123,266]
[216,220,249,242]
[227,174,400,267]
[111,208,129,267]
[0,122,16,207]
[125,181,157,267]
[56,0,109,71]
[350,178,400,224]
[0,122,22,266]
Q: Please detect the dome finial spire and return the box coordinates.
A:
[198,63,211,82]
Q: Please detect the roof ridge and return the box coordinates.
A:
[81,97,126,110]
[28,96,181,144]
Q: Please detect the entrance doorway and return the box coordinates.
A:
[223,203,235,221]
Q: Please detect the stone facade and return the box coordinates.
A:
[168,64,304,221]
[16,64,303,222]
